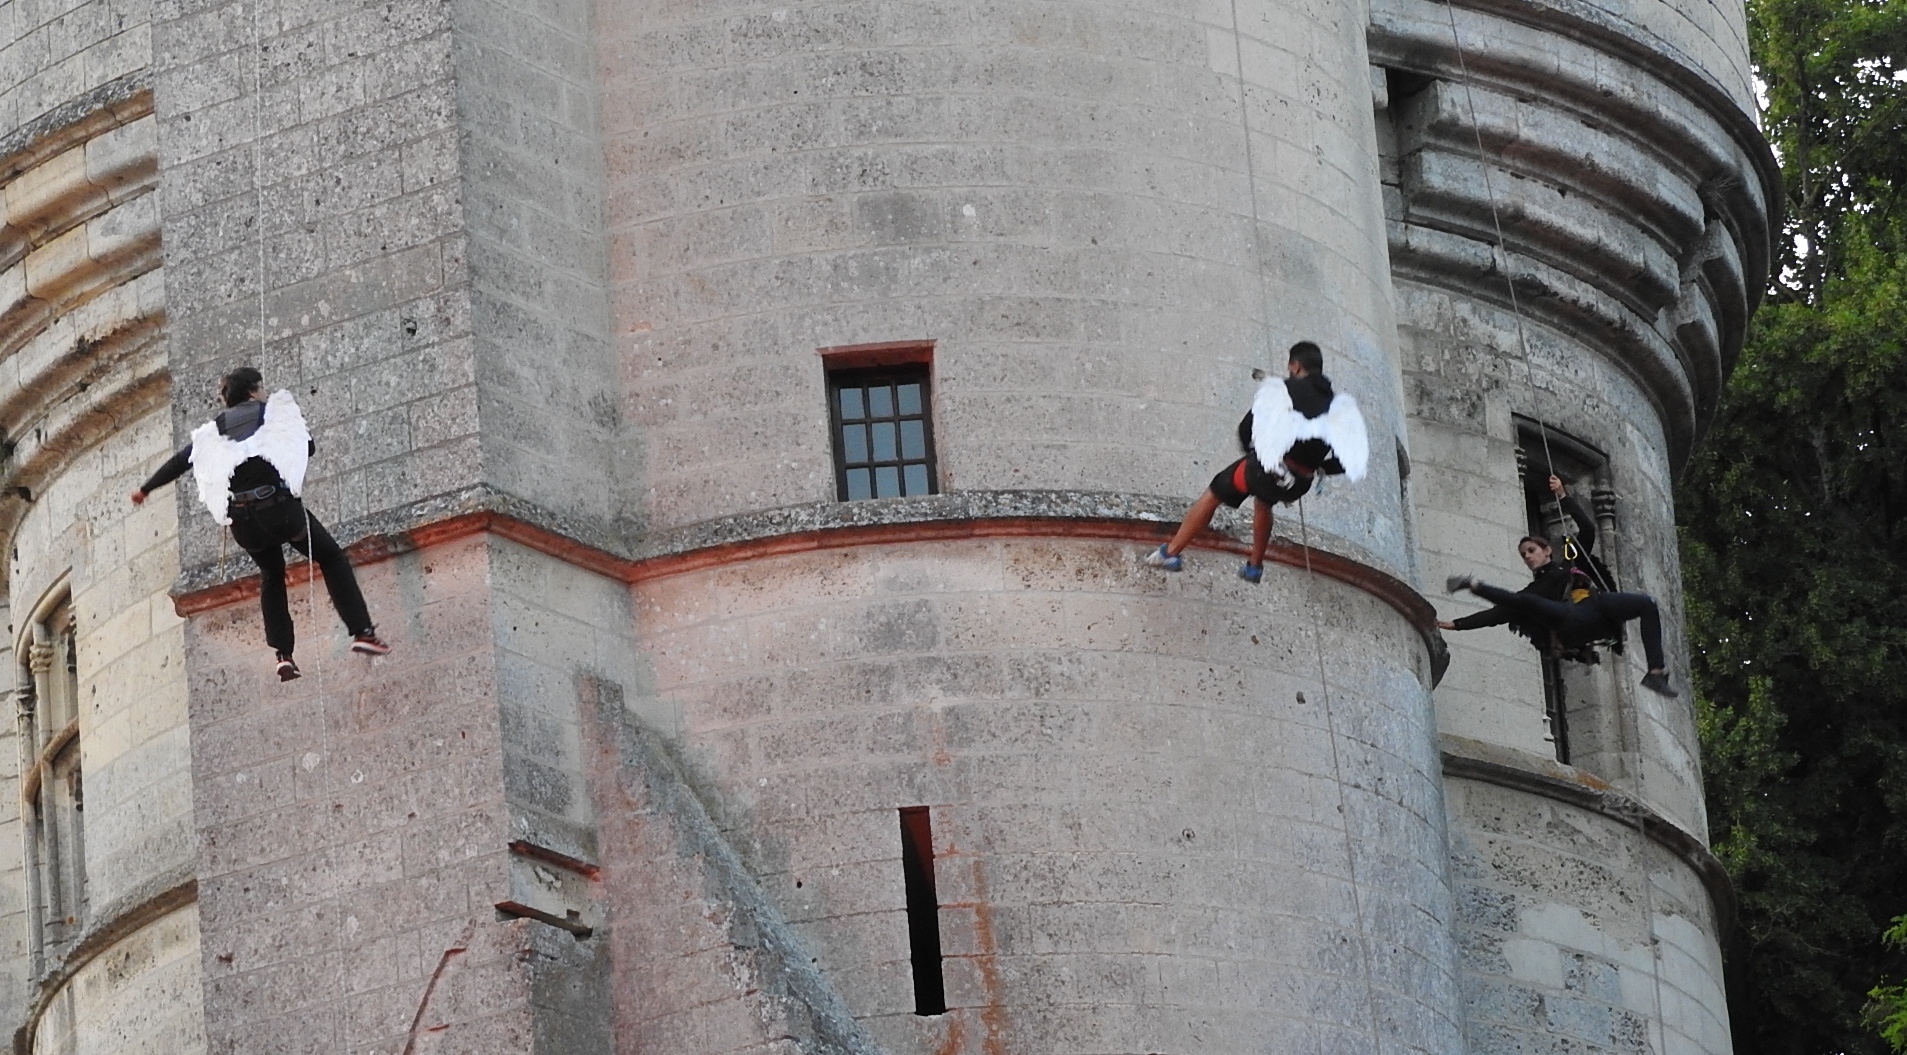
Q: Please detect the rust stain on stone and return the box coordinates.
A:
[933,1011,968,1055]
[965,859,1008,1055]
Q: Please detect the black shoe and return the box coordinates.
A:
[351,632,392,656]
[276,654,302,682]
[1640,671,1677,697]
[1445,574,1477,594]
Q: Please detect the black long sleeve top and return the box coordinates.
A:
[1448,492,1597,636]
[139,401,314,496]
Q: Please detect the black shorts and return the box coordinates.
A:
[1209,456,1313,508]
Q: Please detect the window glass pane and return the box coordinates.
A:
[872,422,897,462]
[846,468,872,501]
[839,387,865,420]
[904,463,930,495]
[842,423,868,464]
[900,419,925,460]
[875,466,901,497]
[868,385,894,417]
[897,383,922,416]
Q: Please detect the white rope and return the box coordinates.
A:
[1440,6,1672,1048]
[1294,495,1386,1049]
[249,0,332,791]
[1438,2,1563,515]
[1228,0,1284,379]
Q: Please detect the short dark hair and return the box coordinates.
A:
[1287,341,1324,375]
[1518,535,1553,553]
[219,367,264,407]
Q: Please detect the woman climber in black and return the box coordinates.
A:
[131,367,390,682]
[1438,475,1676,697]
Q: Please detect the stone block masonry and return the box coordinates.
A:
[0,0,1777,1047]
[150,0,483,576]
[626,536,1464,1055]
[186,534,619,1054]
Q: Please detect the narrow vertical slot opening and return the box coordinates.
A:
[898,806,946,1015]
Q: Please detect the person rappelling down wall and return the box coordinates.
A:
[131,367,391,682]
[1438,476,1677,698]
[1146,340,1369,580]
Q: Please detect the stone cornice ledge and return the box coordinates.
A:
[172,487,1451,686]
[1441,733,1737,947]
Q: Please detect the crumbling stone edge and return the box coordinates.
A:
[1440,734,1738,954]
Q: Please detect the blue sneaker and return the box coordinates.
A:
[1144,544,1183,571]
[1238,563,1262,583]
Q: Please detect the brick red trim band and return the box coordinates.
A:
[171,510,1449,684]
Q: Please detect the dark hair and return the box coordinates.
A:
[219,367,264,407]
[1517,535,1553,553]
[1287,341,1324,375]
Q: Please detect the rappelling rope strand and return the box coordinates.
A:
[1296,495,1385,1049]
[1439,1,1560,514]
[1229,0,1281,380]
[251,0,332,791]
[1442,5,1670,1049]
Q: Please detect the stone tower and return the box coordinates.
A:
[0,0,1772,1052]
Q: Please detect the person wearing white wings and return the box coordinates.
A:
[1147,341,1369,581]
[132,367,391,682]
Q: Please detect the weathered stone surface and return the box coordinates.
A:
[1,0,1772,1048]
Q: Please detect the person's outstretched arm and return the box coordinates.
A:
[130,444,191,505]
[1440,606,1513,632]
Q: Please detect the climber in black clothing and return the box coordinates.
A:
[131,367,390,682]
[1439,475,1676,697]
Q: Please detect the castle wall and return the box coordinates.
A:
[627,537,1459,1053]
[593,0,1473,1049]
[603,0,1414,573]
[1368,0,1775,1052]
[0,0,1776,1046]
[148,0,477,554]
[1446,771,1731,1055]
[0,0,149,140]
[0,5,204,1032]
[3,406,202,1054]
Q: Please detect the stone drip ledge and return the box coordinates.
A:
[1441,734,1736,942]
[171,487,1448,685]
[13,866,197,1055]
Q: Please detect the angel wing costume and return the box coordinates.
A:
[1248,375,1369,482]
[189,389,311,525]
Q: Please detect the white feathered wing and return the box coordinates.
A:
[189,389,312,525]
[1248,378,1370,482]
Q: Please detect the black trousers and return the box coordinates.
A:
[229,497,372,656]
[1472,583,1667,672]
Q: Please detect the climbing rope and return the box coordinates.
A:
[1293,495,1386,1051]
[248,0,333,785]
[1440,4,1672,1048]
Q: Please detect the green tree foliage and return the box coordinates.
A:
[1681,1,1907,1052]
[1872,917,1907,1051]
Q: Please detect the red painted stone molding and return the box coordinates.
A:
[172,509,1451,683]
